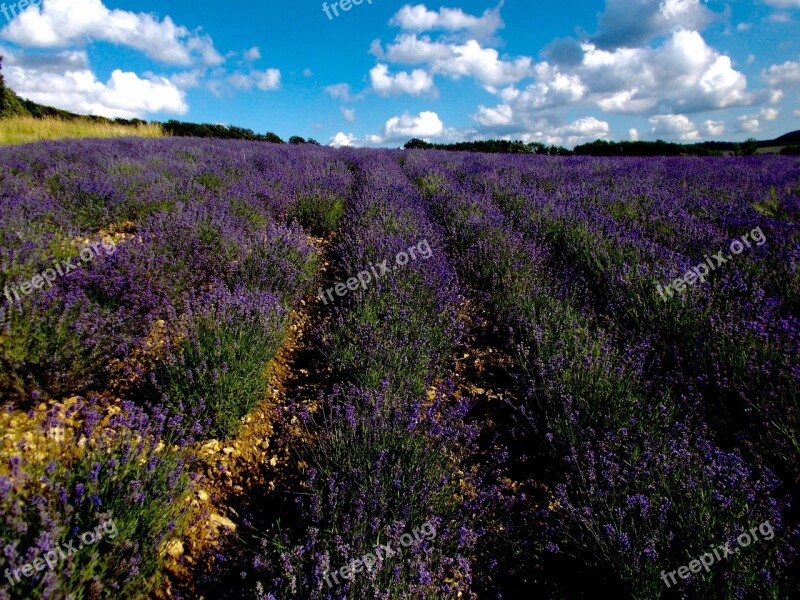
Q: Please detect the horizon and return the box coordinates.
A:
[0,0,797,149]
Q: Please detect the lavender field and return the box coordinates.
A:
[0,138,798,599]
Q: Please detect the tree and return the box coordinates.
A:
[404,138,433,149]
[289,136,306,145]
[740,137,759,156]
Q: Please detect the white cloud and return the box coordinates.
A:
[577,30,757,114]
[382,35,532,87]
[629,127,640,141]
[369,63,436,96]
[227,68,281,91]
[768,11,792,22]
[329,132,357,147]
[794,108,800,117]
[649,114,700,141]
[592,0,718,49]
[701,119,726,136]
[468,110,609,147]
[1,0,223,67]
[254,69,281,90]
[472,104,514,127]
[760,107,780,120]
[169,69,202,89]
[244,47,261,61]
[366,110,444,144]
[303,68,313,77]
[498,64,586,110]
[389,3,505,40]
[762,59,800,86]
[469,28,761,141]
[3,49,187,118]
[324,83,363,102]
[341,106,356,122]
[737,114,761,132]
[553,116,610,145]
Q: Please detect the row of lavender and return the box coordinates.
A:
[0,139,351,598]
[1,138,797,598]
[250,152,496,598]
[401,151,798,597]
[475,155,799,476]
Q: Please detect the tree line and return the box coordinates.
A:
[404,137,798,156]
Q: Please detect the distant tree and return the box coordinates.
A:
[405,138,433,149]
[264,132,285,144]
[306,138,321,145]
[573,138,718,157]
[740,137,759,156]
[289,135,306,144]
[780,145,800,156]
[527,142,547,154]
[548,145,572,156]
[0,56,31,117]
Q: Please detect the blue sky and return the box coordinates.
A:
[0,0,798,147]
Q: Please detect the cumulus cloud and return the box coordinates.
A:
[227,68,281,91]
[381,35,532,87]
[324,83,364,102]
[389,2,505,41]
[370,63,436,96]
[760,107,780,120]
[2,49,187,118]
[469,107,610,147]
[0,0,223,67]
[582,31,756,113]
[649,113,700,141]
[736,114,761,132]
[243,47,261,62]
[496,63,586,110]
[169,70,202,89]
[366,110,444,144]
[730,107,781,135]
[553,116,610,144]
[329,132,357,147]
[701,119,726,136]
[472,28,760,141]
[592,0,718,49]
[762,59,800,86]
[472,104,514,127]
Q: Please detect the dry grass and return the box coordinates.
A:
[0,116,164,145]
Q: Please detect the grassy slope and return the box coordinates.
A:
[0,79,162,144]
[0,116,163,144]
